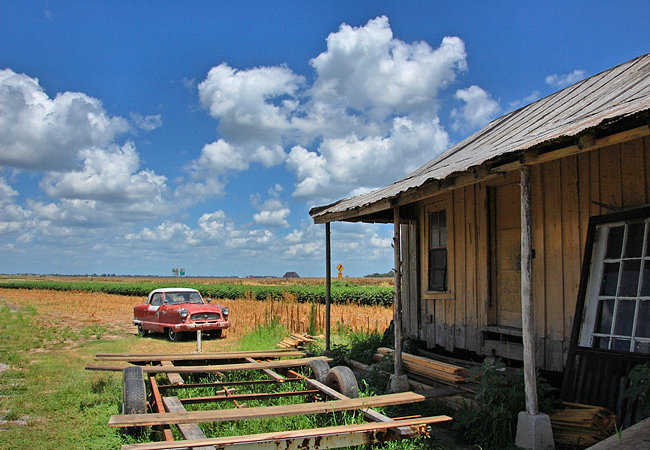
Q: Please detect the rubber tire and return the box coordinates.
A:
[325,366,360,398]
[211,329,222,339]
[307,360,330,383]
[137,324,148,336]
[122,366,147,436]
[166,328,183,342]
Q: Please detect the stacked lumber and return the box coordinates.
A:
[549,402,616,448]
[278,333,319,348]
[374,348,469,384]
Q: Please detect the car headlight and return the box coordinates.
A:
[179,308,188,319]
[222,307,229,317]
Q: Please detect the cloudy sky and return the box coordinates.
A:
[1,2,648,277]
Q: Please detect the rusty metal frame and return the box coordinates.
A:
[101,352,450,449]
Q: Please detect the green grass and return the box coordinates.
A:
[237,316,289,351]
[0,304,127,449]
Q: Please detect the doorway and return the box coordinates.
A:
[489,182,522,329]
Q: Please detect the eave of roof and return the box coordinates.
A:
[310,53,650,224]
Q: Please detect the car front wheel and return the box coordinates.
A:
[137,324,148,336]
[166,328,183,342]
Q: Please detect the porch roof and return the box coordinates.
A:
[310,53,650,224]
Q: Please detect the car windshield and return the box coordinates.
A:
[164,292,204,305]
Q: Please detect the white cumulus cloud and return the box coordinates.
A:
[545,69,586,88]
[130,113,162,131]
[0,69,128,171]
[451,85,500,131]
[40,141,167,205]
[195,16,479,202]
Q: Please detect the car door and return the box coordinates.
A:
[147,293,164,331]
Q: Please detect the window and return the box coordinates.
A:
[151,293,163,306]
[580,218,650,354]
[428,209,448,291]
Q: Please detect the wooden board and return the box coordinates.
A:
[491,182,522,329]
[161,361,184,386]
[87,357,332,374]
[163,397,215,450]
[119,415,453,450]
[285,369,411,436]
[95,350,305,362]
[109,391,437,427]
[376,348,467,375]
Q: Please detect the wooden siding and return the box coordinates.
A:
[412,136,649,371]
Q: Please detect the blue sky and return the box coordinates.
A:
[0,1,648,277]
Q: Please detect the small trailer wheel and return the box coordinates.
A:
[325,366,359,398]
[122,366,147,436]
[307,359,330,383]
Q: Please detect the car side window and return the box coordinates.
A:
[151,293,162,306]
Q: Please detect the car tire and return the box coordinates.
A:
[307,359,330,383]
[166,328,183,342]
[211,329,222,339]
[137,324,148,336]
[325,366,359,398]
[122,366,147,436]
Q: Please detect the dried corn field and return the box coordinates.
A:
[0,288,393,340]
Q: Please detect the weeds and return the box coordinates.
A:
[452,360,559,449]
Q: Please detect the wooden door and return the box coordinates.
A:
[490,182,522,328]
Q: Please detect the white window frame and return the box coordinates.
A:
[580,218,650,354]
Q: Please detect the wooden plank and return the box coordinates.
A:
[161,361,184,386]
[178,390,319,404]
[243,357,284,382]
[598,144,622,211]
[543,160,565,348]
[476,182,490,330]
[577,152,590,259]
[120,415,453,450]
[376,348,467,375]
[465,185,478,351]
[645,137,650,204]
[620,138,646,207]
[95,349,304,361]
[87,357,332,374]
[163,397,215,450]
[589,149,601,217]
[285,369,409,435]
[408,222,419,337]
[561,156,581,344]
[530,166,546,367]
[109,391,435,427]
[454,188,466,349]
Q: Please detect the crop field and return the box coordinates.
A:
[0,276,395,307]
[0,287,393,340]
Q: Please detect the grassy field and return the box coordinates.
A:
[0,288,456,449]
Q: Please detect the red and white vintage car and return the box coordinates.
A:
[133,288,230,341]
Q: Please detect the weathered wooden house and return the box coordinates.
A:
[311,54,650,415]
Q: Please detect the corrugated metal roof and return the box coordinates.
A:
[311,53,650,222]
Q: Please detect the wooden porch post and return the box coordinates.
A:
[520,166,538,414]
[393,206,403,376]
[325,222,331,352]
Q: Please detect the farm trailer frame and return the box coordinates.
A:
[87,349,452,449]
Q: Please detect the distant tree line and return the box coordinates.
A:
[364,269,394,278]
